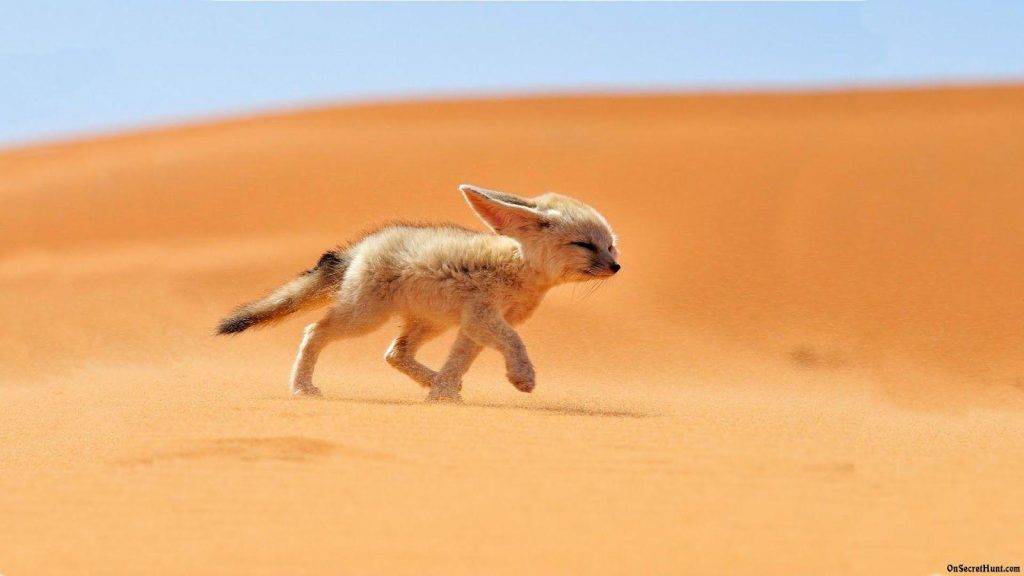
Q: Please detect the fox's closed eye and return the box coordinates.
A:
[570,241,598,252]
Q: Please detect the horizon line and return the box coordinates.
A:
[3,79,1021,153]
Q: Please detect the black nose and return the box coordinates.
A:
[610,263,621,273]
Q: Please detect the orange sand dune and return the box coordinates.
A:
[2,86,1024,574]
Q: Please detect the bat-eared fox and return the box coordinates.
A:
[217,184,620,402]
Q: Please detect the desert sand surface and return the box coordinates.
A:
[2,85,1024,575]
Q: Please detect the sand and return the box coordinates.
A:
[2,85,1024,575]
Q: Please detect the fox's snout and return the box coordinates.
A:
[589,260,621,277]
[589,248,621,277]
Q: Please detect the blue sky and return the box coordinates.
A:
[2,1,1022,146]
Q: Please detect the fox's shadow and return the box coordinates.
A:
[323,395,651,419]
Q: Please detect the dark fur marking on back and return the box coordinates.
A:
[303,250,343,275]
[301,248,354,278]
[315,251,342,269]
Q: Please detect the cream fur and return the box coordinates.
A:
[219,184,620,402]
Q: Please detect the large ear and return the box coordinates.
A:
[459,184,545,234]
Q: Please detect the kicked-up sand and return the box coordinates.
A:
[2,85,1024,575]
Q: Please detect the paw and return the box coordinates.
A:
[426,384,463,403]
[507,366,536,393]
[290,385,323,398]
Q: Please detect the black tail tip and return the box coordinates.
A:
[217,315,254,335]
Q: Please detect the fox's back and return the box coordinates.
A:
[344,223,527,318]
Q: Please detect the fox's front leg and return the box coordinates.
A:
[427,331,483,402]
[461,305,536,393]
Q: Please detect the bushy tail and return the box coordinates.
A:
[216,250,349,335]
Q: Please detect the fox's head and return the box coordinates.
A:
[460,184,620,283]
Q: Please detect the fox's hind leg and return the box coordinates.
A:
[384,319,443,388]
[290,298,388,397]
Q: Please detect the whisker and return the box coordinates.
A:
[580,278,604,301]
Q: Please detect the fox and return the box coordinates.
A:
[216,184,620,402]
